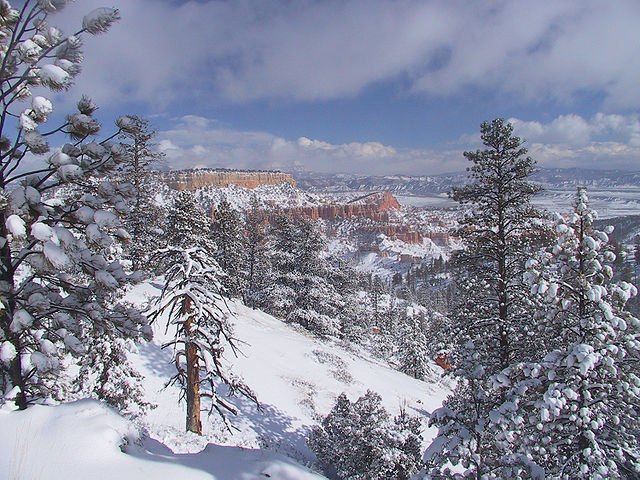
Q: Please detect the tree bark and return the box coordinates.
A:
[184,298,201,434]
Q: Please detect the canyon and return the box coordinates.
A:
[160,168,431,246]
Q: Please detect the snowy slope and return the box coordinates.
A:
[128,280,450,460]
[0,400,326,480]
[0,280,451,479]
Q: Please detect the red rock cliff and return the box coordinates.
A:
[276,192,400,222]
[160,169,296,190]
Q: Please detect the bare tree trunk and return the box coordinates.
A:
[184,299,201,434]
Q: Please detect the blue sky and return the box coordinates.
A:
[48,0,640,174]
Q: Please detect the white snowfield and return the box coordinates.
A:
[0,400,325,479]
[0,280,450,479]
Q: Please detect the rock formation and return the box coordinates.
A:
[275,192,401,222]
[160,169,296,190]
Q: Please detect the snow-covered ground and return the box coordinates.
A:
[397,187,640,219]
[0,280,451,479]
[534,187,640,219]
[0,400,325,480]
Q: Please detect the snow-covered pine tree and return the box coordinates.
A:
[117,115,165,273]
[258,214,341,335]
[211,197,245,298]
[0,1,150,410]
[398,310,430,380]
[368,275,386,331]
[165,190,214,251]
[150,192,257,434]
[242,195,268,307]
[76,335,152,417]
[309,390,422,480]
[426,118,544,477]
[492,188,640,479]
[288,217,342,335]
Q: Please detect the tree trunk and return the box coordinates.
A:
[8,354,27,410]
[0,210,27,410]
[183,299,201,434]
[185,336,201,434]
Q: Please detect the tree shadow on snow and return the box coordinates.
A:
[136,340,180,379]
[127,435,320,480]
[125,392,320,479]
[215,384,315,465]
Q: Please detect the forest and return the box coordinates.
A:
[0,2,639,480]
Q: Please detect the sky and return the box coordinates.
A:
[44,0,640,175]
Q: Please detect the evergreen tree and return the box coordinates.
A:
[76,335,152,417]
[150,193,256,433]
[211,197,245,298]
[165,190,214,250]
[0,1,150,410]
[398,311,430,380]
[259,214,341,335]
[492,189,640,479]
[242,195,268,307]
[117,115,165,272]
[369,275,386,330]
[309,390,422,480]
[427,118,544,477]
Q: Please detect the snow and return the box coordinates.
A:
[94,209,120,228]
[0,341,17,365]
[38,64,71,89]
[57,164,83,181]
[5,214,26,238]
[19,111,38,131]
[122,281,450,460]
[32,96,53,117]
[0,277,451,479]
[82,8,120,34]
[0,400,326,480]
[43,240,70,268]
[9,309,33,332]
[31,222,55,242]
[96,270,119,289]
[48,151,73,166]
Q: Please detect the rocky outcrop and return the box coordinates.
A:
[160,169,296,190]
[359,225,423,244]
[275,192,401,222]
[268,191,426,244]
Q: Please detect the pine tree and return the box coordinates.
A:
[76,335,152,417]
[117,115,165,272]
[258,214,342,335]
[398,312,430,380]
[0,1,150,410]
[369,275,386,330]
[492,189,640,479]
[426,118,544,477]
[165,190,213,250]
[211,197,245,298]
[309,390,422,480]
[150,193,257,433]
[242,195,268,307]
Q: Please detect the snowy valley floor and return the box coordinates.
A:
[0,281,451,479]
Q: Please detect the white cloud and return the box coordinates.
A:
[158,116,463,175]
[157,113,640,175]
[49,0,640,109]
[508,113,640,147]
[506,113,640,170]
[297,137,397,158]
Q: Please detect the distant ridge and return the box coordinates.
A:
[294,168,640,195]
[158,168,296,190]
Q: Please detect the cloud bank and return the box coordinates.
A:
[157,116,462,175]
[159,114,640,175]
[52,0,640,110]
